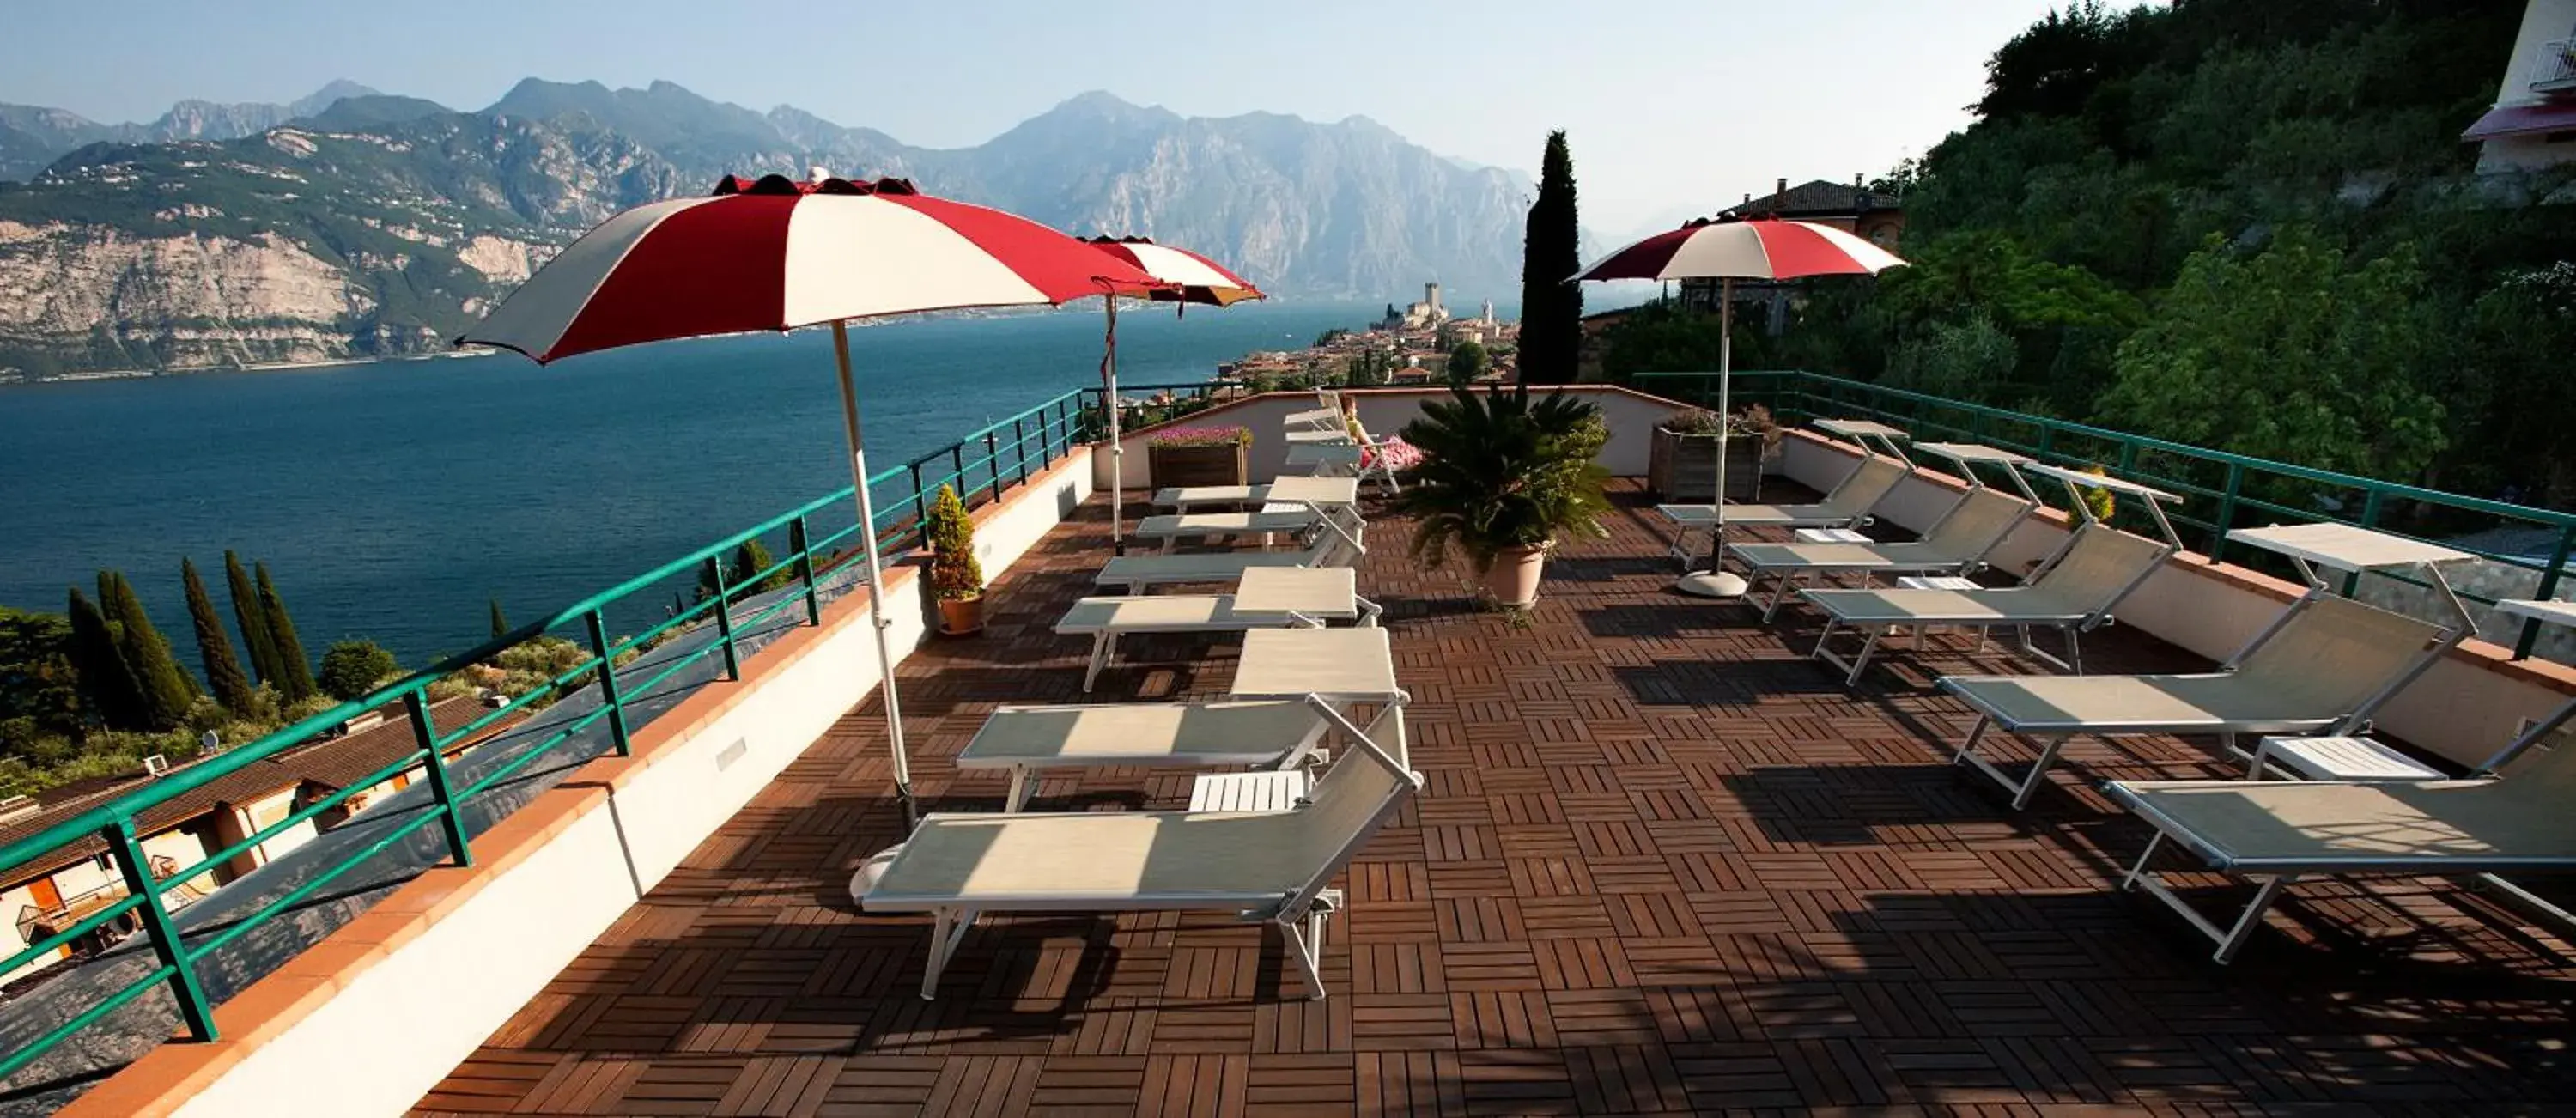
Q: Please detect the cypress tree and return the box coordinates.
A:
[226,550,283,686]
[1517,130,1584,385]
[66,587,148,731]
[98,570,194,730]
[182,558,256,713]
[489,598,510,641]
[255,562,317,703]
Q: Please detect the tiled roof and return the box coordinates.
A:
[1720,179,1901,218]
[0,696,506,890]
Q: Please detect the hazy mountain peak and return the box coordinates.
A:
[289,80,383,119]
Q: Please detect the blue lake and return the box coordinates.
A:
[0,300,1390,668]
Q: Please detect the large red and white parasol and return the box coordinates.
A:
[1572,216,1906,597]
[1084,236,1266,547]
[460,173,1164,811]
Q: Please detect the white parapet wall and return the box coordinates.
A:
[1095,386,1691,491]
[87,449,1094,1118]
[1777,434,2574,769]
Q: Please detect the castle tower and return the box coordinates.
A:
[1480,298,1494,325]
[1425,282,1442,315]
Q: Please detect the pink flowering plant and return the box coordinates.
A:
[1146,425,1252,447]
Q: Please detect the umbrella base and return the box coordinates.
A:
[1675,571,1749,598]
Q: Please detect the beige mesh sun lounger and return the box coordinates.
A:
[1657,457,1910,570]
[955,700,1334,811]
[1096,513,1365,592]
[1128,507,1323,550]
[1154,483,1273,510]
[1727,488,2037,621]
[1803,522,2174,684]
[858,737,1422,1000]
[1055,574,1381,690]
[2105,713,2576,963]
[1947,593,2461,808]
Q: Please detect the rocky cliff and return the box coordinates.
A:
[0,82,1528,376]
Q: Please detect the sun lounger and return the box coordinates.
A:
[1803,521,2174,684]
[1154,483,1272,510]
[1285,406,1344,431]
[1055,568,1379,690]
[1727,488,2037,621]
[1657,457,1910,570]
[1095,511,1365,592]
[858,736,1422,1000]
[1946,593,2460,808]
[2104,712,2576,962]
[1128,507,1321,550]
[955,700,1334,811]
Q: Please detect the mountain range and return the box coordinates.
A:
[0,80,1530,377]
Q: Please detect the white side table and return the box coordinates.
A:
[2248,735,2443,782]
[1188,769,1311,811]
[1795,527,1873,544]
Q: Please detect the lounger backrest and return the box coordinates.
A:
[1922,489,2032,559]
[2032,524,2170,612]
[1820,458,1907,520]
[2233,595,2450,715]
[1276,744,1419,913]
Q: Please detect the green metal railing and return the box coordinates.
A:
[0,386,1093,1083]
[1634,370,2576,659]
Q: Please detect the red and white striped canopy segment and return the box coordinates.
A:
[459,174,1168,363]
[1572,216,1905,283]
[1085,236,1265,307]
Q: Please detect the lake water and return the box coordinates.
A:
[0,300,1388,668]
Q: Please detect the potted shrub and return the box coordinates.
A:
[1145,425,1251,488]
[1648,404,1777,502]
[1392,384,1613,609]
[924,484,985,635]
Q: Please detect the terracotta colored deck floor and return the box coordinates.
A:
[419,484,2576,1115]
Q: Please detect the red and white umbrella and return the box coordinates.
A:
[1084,236,1266,547]
[461,173,1164,810]
[1572,217,1906,597]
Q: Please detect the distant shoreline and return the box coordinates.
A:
[1,349,498,386]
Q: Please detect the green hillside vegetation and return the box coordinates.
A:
[1604,0,2576,507]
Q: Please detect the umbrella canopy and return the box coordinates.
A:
[1571,216,1905,283]
[1572,216,1907,598]
[1081,235,1266,549]
[459,173,1164,820]
[1085,235,1266,307]
[463,174,1163,363]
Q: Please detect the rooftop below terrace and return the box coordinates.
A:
[412,481,2576,1115]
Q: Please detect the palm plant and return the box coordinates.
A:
[1392,383,1613,574]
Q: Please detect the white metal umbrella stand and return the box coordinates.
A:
[829,321,915,823]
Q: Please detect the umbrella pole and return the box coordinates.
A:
[830,321,914,822]
[1677,277,1749,598]
[1103,297,1123,552]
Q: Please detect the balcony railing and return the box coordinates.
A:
[0,386,1096,1084]
[2535,39,2576,94]
[1632,370,2576,659]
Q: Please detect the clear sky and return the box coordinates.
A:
[3,0,2071,234]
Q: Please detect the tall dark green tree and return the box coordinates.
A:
[65,588,147,731]
[97,571,194,730]
[254,562,316,703]
[489,598,510,641]
[181,558,256,713]
[733,539,792,594]
[1,606,82,742]
[225,550,283,687]
[1517,131,1583,385]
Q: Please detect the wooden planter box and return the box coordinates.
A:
[1647,428,1765,502]
[1148,441,1248,488]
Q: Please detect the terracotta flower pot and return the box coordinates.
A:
[1481,544,1548,609]
[936,595,985,636]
